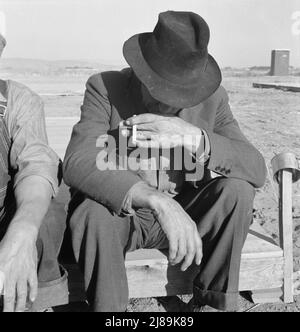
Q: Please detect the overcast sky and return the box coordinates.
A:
[0,0,300,67]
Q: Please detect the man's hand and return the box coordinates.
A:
[130,183,203,271]
[0,225,38,312]
[150,193,203,271]
[123,114,203,154]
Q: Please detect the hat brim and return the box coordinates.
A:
[123,33,222,109]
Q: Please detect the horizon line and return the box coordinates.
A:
[1,57,300,70]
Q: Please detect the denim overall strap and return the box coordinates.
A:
[0,101,12,217]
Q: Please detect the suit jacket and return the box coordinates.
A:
[63,69,267,215]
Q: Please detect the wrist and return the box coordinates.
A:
[147,191,170,213]
[183,126,203,154]
[6,220,39,242]
[129,182,164,211]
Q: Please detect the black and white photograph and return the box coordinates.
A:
[0,0,299,315]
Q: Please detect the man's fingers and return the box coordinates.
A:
[173,236,186,265]
[121,128,154,140]
[136,124,156,132]
[135,138,161,149]
[28,273,38,303]
[15,280,28,312]
[195,233,203,266]
[136,130,156,140]
[135,136,178,149]
[126,114,159,126]
[181,232,196,272]
[4,280,16,312]
[120,128,131,138]
[169,236,178,263]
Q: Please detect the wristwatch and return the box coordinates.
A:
[194,130,211,165]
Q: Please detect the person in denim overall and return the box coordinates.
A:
[0,35,68,312]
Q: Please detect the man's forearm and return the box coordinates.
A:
[5,176,53,241]
[127,181,171,213]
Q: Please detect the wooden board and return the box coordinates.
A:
[253,82,300,93]
[126,222,284,298]
[243,223,282,259]
[250,288,283,304]
[126,222,282,264]
[46,117,79,159]
[126,253,283,299]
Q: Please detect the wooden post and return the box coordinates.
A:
[279,169,294,303]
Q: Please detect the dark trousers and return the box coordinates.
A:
[70,177,255,312]
[0,197,68,311]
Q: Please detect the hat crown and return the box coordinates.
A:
[155,11,210,55]
[141,11,211,84]
[122,11,222,108]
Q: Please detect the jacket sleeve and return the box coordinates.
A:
[206,86,267,188]
[63,74,142,215]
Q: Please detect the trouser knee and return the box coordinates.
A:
[214,178,255,211]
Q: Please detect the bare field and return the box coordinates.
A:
[2,67,300,312]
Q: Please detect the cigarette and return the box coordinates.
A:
[132,115,137,144]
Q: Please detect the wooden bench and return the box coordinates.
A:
[46,117,299,305]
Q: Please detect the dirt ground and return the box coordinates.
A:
[1,66,300,312]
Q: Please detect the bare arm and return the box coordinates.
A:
[6,175,53,239]
[0,176,53,312]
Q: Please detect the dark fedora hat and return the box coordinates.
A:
[123,11,222,108]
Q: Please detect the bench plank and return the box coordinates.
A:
[126,255,284,298]
[126,223,282,264]
[46,117,79,159]
[125,222,283,298]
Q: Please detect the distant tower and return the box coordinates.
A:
[270,50,290,76]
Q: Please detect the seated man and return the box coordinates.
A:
[0,34,68,312]
[63,11,267,312]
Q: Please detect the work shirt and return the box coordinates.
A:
[0,80,60,214]
[63,69,267,216]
